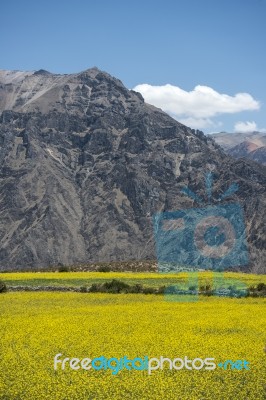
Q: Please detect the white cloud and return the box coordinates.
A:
[178,117,214,129]
[178,117,224,130]
[234,121,258,133]
[133,83,260,129]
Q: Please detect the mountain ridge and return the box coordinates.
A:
[0,68,265,272]
[210,131,266,165]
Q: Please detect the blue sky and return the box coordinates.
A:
[1,0,266,133]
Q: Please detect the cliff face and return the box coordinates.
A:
[0,68,265,272]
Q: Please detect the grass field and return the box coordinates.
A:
[0,272,266,399]
[1,271,266,289]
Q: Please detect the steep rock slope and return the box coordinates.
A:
[0,68,265,272]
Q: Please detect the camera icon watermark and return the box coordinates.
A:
[154,202,248,271]
[153,173,249,300]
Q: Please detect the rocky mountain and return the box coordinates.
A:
[0,68,265,273]
[228,141,260,158]
[210,131,266,165]
[246,146,266,165]
[210,131,266,150]
[228,143,266,166]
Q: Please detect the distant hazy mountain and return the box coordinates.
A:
[0,68,265,272]
[210,131,266,165]
[247,146,266,165]
[210,131,266,150]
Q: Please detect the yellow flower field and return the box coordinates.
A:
[1,271,265,288]
[0,291,265,399]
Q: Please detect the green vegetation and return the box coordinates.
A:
[248,282,266,297]
[97,265,111,272]
[0,272,265,297]
[58,265,70,273]
[86,279,164,294]
[0,279,7,293]
[1,270,265,288]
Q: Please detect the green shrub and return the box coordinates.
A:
[97,265,111,272]
[142,287,156,294]
[248,283,266,297]
[199,284,213,296]
[131,283,143,293]
[102,279,130,293]
[0,280,7,293]
[257,283,266,292]
[157,286,167,295]
[89,283,101,293]
[58,265,69,272]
